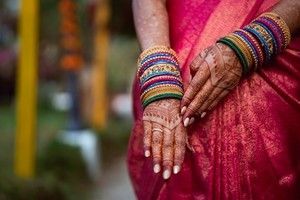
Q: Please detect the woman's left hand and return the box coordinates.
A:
[181,43,243,126]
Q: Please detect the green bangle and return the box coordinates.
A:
[217,38,249,75]
[142,93,183,108]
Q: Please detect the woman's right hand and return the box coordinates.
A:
[143,98,187,180]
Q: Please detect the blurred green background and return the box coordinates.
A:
[0,0,138,199]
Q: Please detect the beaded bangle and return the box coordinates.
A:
[217,12,290,75]
[233,31,258,70]
[254,17,283,52]
[235,29,264,67]
[262,12,291,48]
[140,71,181,84]
[141,75,182,90]
[137,46,183,109]
[248,23,274,56]
[140,52,178,65]
[138,46,177,64]
[141,83,183,97]
[228,33,253,69]
[245,27,271,62]
[140,64,178,79]
[252,21,278,54]
[141,80,183,93]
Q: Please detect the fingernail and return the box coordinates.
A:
[163,170,171,179]
[189,117,195,125]
[181,106,187,115]
[173,165,180,174]
[183,118,190,127]
[201,112,206,118]
[154,164,161,173]
[145,150,150,157]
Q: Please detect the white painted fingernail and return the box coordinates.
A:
[145,150,150,157]
[189,117,195,125]
[201,112,207,118]
[173,165,180,174]
[183,118,190,127]
[163,170,171,179]
[154,164,161,173]
[181,106,187,115]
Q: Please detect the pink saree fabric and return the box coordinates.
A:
[127,0,300,199]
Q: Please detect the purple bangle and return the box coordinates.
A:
[140,52,178,65]
[139,58,180,76]
[254,17,284,52]
[141,75,181,87]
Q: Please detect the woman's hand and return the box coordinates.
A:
[181,43,242,126]
[143,99,186,179]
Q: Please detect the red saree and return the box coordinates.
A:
[127,0,300,199]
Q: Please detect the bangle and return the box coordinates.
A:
[137,46,183,109]
[261,12,291,48]
[228,33,254,69]
[234,30,259,70]
[216,12,291,74]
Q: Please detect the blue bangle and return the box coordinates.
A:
[245,27,271,62]
[252,21,278,55]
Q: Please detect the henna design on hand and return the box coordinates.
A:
[181,43,242,124]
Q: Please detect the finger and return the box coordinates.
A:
[194,86,224,118]
[152,122,163,173]
[162,127,174,180]
[190,48,212,75]
[181,61,210,111]
[207,90,230,111]
[173,124,186,174]
[143,120,152,157]
[183,78,214,124]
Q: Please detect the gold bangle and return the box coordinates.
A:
[227,34,253,68]
[140,64,179,80]
[138,46,178,65]
[141,87,183,101]
[141,84,183,100]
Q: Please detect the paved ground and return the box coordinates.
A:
[91,155,135,200]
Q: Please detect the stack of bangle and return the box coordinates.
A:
[137,46,184,109]
[217,12,291,75]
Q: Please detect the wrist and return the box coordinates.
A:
[137,46,184,109]
[217,12,291,76]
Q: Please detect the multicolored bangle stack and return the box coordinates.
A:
[137,46,184,109]
[217,12,291,75]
